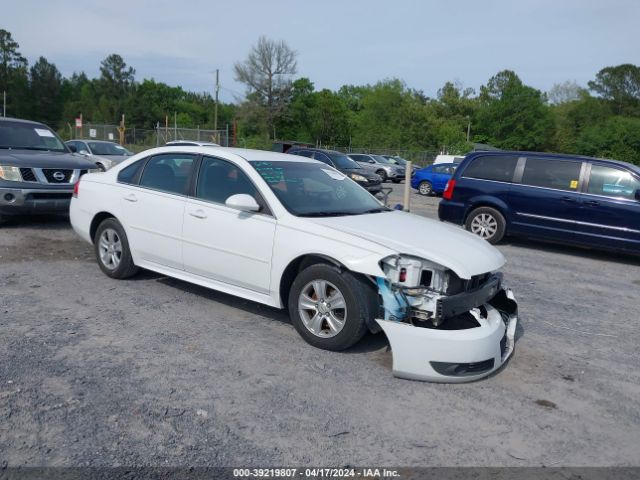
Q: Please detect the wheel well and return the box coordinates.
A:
[464,202,507,224]
[279,254,344,307]
[89,212,115,243]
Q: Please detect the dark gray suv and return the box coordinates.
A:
[0,117,99,223]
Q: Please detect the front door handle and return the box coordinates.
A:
[584,200,600,207]
[560,196,577,203]
[123,193,137,202]
[189,209,207,219]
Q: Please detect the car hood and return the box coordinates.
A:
[309,210,505,279]
[0,150,98,169]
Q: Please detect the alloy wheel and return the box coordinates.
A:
[298,280,347,338]
[470,213,498,239]
[98,228,123,269]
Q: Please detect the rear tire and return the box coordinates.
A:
[288,264,377,351]
[418,181,433,196]
[94,218,139,279]
[465,207,506,244]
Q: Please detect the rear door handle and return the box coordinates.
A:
[584,200,600,207]
[123,193,137,203]
[189,209,207,219]
[560,196,577,203]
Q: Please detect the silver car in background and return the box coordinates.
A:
[65,140,134,171]
[348,153,406,183]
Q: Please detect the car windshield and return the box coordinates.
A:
[374,155,394,164]
[88,142,130,156]
[328,153,360,169]
[251,161,387,217]
[392,157,408,166]
[0,121,67,152]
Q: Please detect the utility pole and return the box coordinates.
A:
[214,69,219,141]
[466,116,471,142]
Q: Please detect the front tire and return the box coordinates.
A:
[288,264,377,351]
[376,169,387,182]
[465,207,506,244]
[418,181,433,196]
[94,218,139,279]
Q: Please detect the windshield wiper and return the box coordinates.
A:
[360,207,390,214]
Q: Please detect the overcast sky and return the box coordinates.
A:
[4,0,640,103]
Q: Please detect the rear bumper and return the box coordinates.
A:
[438,199,466,225]
[0,187,73,215]
[376,288,518,383]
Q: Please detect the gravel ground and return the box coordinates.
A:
[1,183,639,468]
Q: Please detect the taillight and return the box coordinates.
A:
[443,179,456,200]
[73,179,80,198]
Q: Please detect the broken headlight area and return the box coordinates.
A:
[375,255,518,382]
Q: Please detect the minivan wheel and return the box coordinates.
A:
[465,207,506,244]
[418,181,433,196]
[288,264,376,351]
[376,170,387,182]
[94,218,139,279]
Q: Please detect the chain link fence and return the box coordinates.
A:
[64,122,230,153]
[321,144,440,167]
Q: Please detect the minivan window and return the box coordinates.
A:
[522,157,582,192]
[462,155,518,183]
[587,164,640,200]
[139,153,196,195]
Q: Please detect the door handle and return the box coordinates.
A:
[189,209,207,219]
[584,200,600,207]
[123,194,137,202]
[560,196,577,203]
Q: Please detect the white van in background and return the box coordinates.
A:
[433,154,465,165]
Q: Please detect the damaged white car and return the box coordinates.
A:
[70,146,518,383]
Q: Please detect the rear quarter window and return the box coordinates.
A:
[117,159,146,184]
[461,155,518,183]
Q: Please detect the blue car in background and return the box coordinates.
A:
[411,163,457,196]
[438,151,640,254]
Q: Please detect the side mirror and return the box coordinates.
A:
[225,193,260,213]
[79,150,90,156]
[67,144,77,153]
[635,189,640,201]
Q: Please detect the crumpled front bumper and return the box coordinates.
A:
[376,288,518,383]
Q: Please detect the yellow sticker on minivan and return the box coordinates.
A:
[570,180,578,189]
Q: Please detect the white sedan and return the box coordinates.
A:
[70,146,518,382]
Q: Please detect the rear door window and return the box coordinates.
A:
[117,159,146,184]
[587,164,640,199]
[521,157,582,192]
[139,153,196,195]
[462,155,518,183]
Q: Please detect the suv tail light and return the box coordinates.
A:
[443,179,456,200]
[73,179,80,198]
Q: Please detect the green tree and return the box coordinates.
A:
[0,29,29,117]
[588,64,640,115]
[97,54,136,122]
[476,70,553,150]
[29,57,63,126]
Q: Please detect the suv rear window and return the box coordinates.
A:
[522,157,582,191]
[462,155,518,183]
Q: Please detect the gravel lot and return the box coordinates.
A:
[1,183,639,467]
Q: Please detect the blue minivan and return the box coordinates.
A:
[438,151,640,254]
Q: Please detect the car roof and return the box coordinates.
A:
[67,139,118,144]
[465,150,640,174]
[430,162,457,167]
[148,146,318,164]
[289,147,348,156]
